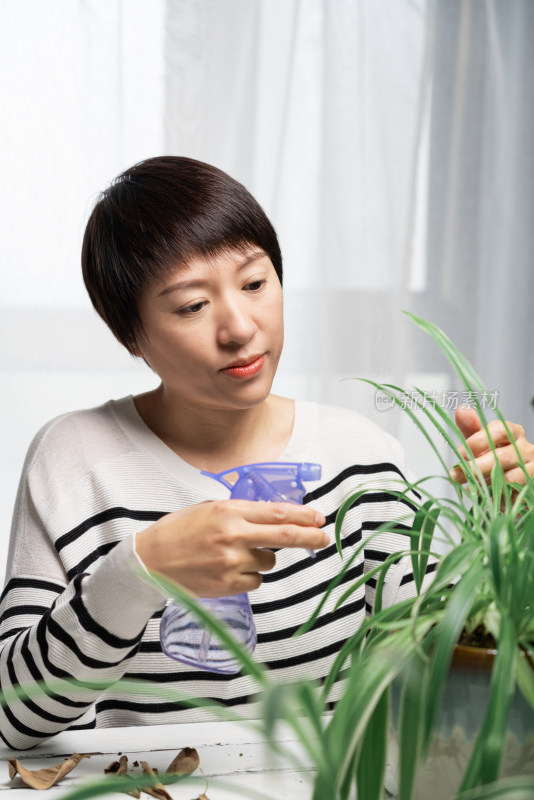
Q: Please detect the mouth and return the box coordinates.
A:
[221,354,265,378]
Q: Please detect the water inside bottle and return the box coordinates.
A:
[160,592,257,674]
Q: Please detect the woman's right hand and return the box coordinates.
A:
[134,500,328,597]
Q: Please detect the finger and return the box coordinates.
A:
[450,441,530,484]
[462,420,523,458]
[455,405,482,441]
[229,572,264,594]
[241,522,330,552]
[476,443,527,477]
[503,462,534,486]
[213,550,276,595]
[249,548,277,573]
[226,499,326,528]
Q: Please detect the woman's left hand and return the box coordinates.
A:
[449,405,534,486]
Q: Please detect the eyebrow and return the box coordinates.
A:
[158,250,268,296]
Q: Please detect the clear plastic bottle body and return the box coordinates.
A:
[160,592,256,674]
[159,462,321,674]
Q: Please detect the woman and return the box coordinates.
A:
[1,156,532,749]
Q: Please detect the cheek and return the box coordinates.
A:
[267,288,284,323]
[267,306,284,355]
[171,335,215,373]
[271,298,284,334]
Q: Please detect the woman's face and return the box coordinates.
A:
[134,248,284,413]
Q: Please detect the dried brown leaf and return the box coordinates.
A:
[103,755,140,798]
[104,755,128,774]
[8,753,90,789]
[166,747,199,776]
[140,761,173,800]
[190,766,209,800]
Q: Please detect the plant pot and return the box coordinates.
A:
[385,645,534,800]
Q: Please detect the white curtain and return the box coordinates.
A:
[1,0,533,570]
[163,0,430,400]
[412,0,534,436]
[0,0,168,562]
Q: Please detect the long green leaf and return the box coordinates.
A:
[58,772,275,800]
[333,551,406,611]
[398,654,426,800]
[320,598,417,699]
[405,312,532,508]
[359,378,452,476]
[425,540,481,597]
[409,380,492,507]
[56,773,183,800]
[356,687,390,800]
[487,516,506,602]
[298,497,414,637]
[296,536,365,636]
[339,747,358,800]
[326,628,417,791]
[404,312,486,395]
[0,674,258,725]
[410,499,440,593]
[455,776,534,799]
[139,569,266,683]
[516,650,534,710]
[423,560,486,751]
[334,488,368,557]
[459,616,517,792]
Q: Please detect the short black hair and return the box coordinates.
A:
[81,156,283,353]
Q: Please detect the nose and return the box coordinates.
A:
[216,294,257,347]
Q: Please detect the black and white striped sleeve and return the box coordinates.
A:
[0,521,165,750]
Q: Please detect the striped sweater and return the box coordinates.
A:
[0,397,424,749]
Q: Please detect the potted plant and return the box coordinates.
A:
[277,312,534,800]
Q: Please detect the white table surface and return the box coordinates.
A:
[0,720,317,800]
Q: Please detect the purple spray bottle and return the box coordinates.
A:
[159,461,321,673]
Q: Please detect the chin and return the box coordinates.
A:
[218,385,274,412]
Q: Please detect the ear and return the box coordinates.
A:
[129,344,153,372]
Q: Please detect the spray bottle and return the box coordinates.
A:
[159,461,322,673]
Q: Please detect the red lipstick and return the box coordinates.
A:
[222,355,265,378]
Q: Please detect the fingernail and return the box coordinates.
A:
[449,466,464,482]
[314,511,326,526]
[322,532,330,547]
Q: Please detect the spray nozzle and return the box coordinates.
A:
[201,462,321,503]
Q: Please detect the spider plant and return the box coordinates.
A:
[288,311,534,800]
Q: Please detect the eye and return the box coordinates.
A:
[244,279,266,292]
[179,300,207,315]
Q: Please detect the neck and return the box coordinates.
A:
[134,386,294,471]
